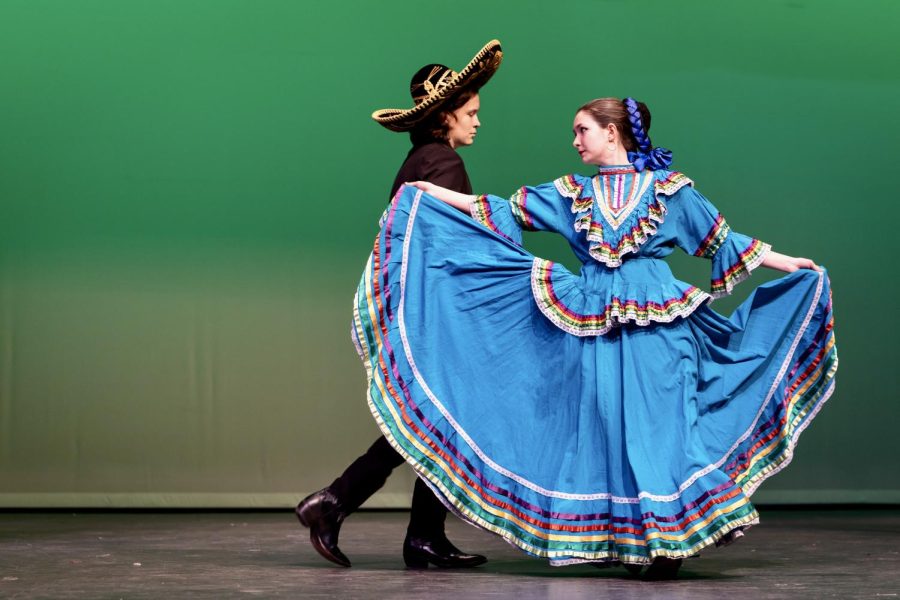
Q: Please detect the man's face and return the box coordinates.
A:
[444,94,481,149]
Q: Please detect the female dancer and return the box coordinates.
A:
[353,96,837,579]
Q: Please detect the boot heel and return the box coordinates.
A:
[403,547,429,569]
[294,489,352,568]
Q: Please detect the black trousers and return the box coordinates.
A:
[328,436,447,538]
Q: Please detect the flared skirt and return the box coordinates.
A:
[352,187,837,565]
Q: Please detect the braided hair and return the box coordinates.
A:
[622,97,672,171]
[623,98,651,153]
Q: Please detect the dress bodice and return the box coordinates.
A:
[468,166,771,336]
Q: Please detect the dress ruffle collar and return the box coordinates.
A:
[553,170,693,267]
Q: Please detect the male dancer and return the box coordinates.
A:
[296,40,503,569]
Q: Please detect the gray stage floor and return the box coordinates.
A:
[1,509,898,599]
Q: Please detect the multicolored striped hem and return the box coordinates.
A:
[695,214,731,259]
[509,187,536,230]
[529,258,711,336]
[725,275,838,494]
[573,213,599,240]
[583,197,667,267]
[360,296,762,563]
[554,174,590,212]
[469,194,520,245]
[711,239,771,298]
[655,171,693,196]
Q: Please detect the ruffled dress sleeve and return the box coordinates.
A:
[670,185,771,298]
[468,178,580,246]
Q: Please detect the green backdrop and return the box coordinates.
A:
[0,0,897,507]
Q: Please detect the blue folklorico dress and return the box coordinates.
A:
[351,164,837,565]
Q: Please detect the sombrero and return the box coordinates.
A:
[372,39,503,132]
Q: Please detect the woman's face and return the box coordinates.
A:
[572,110,613,165]
[444,94,481,149]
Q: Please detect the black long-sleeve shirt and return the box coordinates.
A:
[389,141,472,199]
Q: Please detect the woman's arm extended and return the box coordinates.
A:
[761,249,822,273]
[407,181,476,213]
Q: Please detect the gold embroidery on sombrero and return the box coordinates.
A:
[372,40,502,131]
[414,66,443,100]
[415,67,457,101]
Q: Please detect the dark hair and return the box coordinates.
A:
[577,97,652,152]
[409,88,479,146]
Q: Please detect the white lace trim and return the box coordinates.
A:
[593,171,656,231]
[557,172,694,268]
[529,258,711,337]
[710,242,772,299]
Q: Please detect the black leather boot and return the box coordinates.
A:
[642,557,682,580]
[402,535,487,569]
[295,488,351,567]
